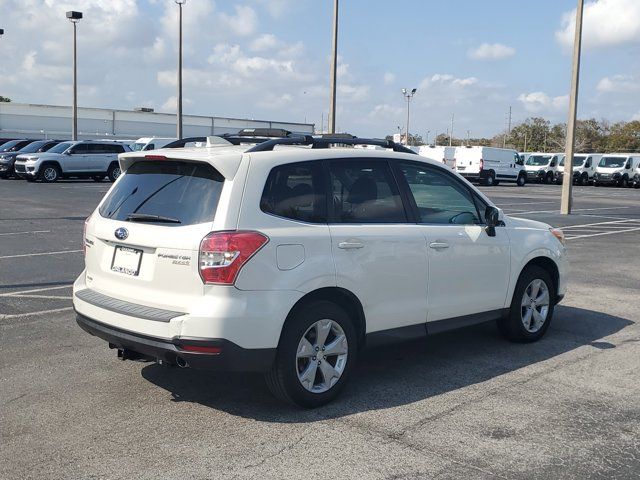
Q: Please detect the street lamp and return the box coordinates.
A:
[66,11,82,141]
[328,0,339,134]
[175,0,187,139]
[425,130,430,145]
[401,88,417,146]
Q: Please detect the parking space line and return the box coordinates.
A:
[0,285,73,297]
[0,230,51,236]
[9,294,72,300]
[0,306,73,321]
[566,227,640,240]
[511,206,633,215]
[560,219,639,229]
[0,249,82,259]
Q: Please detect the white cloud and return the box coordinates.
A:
[219,5,258,37]
[556,0,640,49]
[597,75,640,93]
[467,43,515,60]
[383,72,396,85]
[518,92,569,113]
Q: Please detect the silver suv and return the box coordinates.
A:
[15,140,131,183]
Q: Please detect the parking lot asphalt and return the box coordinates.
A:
[1,178,639,479]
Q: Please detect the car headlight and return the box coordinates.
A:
[550,228,565,245]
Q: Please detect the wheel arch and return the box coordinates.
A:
[280,287,366,349]
[519,256,560,299]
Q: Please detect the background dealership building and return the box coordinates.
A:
[0,102,315,141]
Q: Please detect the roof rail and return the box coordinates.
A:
[245,135,417,154]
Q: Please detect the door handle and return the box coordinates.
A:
[338,241,364,250]
[429,241,449,250]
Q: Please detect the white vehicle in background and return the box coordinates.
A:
[524,153,561,184]
[632,161,640,188]
[454,146,526,186]
[593,154,640,187]
[131,137,176,152]
[413,145,456,169]
[519,152,532,164]
[555,153,601,185]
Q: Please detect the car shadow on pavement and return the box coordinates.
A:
[141,305,633,420]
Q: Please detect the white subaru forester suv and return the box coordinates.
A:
[74,136,568,408]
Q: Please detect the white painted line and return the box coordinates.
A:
[496,201,557,207]
[0,230,51,236]
[0,306,73,320]
[0,249,82,259]
[560,219,637,229]
[567,227,640,240]
[511,206,633,215]
[9,294,72,300]
[0,284,73,297]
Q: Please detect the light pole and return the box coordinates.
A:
[426,130,430,145]
[561,0,584,215]
[66,11,82,141]
[402,88,417,146]
[175,0,186,139]
[328,0,339,134]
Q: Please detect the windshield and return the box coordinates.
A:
[132,142,146,151]
[599,156,626,168]
[559,155,586,167]
[525,155,552,166]
[0,140,25,152]
[99,160,225,226]
[47,142,75,154]
[18,141,51,154]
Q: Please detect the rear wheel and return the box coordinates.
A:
[498,265,555,343]
[265,300,357,408]
[483,171,496,186]
[39,165,60,183]
[107,163,121,182]
[516,174,526,187]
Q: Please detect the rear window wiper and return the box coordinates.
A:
[125,213,182,224]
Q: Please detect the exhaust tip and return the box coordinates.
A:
[175,356,189,368]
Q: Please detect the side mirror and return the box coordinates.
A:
[485,206,500,237]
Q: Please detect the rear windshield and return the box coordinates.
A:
[99,160,225,226]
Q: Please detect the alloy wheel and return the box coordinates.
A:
[296,319,348,393]
[521,279,550,333]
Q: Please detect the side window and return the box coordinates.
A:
[106,144,125,154]
[87,144,107,154]
[260,161,327,223]
[399,162,481,225]
[550,156,557,167]
[328,160,407,224]
[625,160,631,169]
[70,144,89,154]
[514,153,523,165]
[585,158,591,168]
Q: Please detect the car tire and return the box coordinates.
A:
[107,163,121,182]
[498,265,555,343]
[580,173,588,186]
[483,171,496,186]
[92,176,104,182]
[39,164,61,183]
[265,300,357,408]
[544,172,554,184]
[619,176,629,188]
[516,174,526,187]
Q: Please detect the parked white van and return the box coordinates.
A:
[555,153,601,185]
[454,146,526,186]
[131,137,176,152]
[412,145,456,169]
[524,153,561,184]
[593,154,640,187]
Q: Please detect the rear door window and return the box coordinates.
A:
[261,161,327,222]
[328,160,407,223]
[99,160,224,226]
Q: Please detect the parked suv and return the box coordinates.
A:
[73,137,568,407]
[1,140,64,178]
[14,140,130,182]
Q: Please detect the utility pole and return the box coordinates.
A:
[561,0,584,215]
[449,114,454,147]
[328,0,339,134]
[466,130,471,145]
[524,132,528,152]
[426,130,430,145]
[66,11,82,141]
[401,88,417,145]
[175,0,186,139]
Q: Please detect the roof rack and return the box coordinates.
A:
[245,135,417,154]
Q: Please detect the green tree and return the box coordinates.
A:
[0,96,11,102]
[507,117,551,152]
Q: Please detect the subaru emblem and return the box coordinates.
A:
[114,227,128,240]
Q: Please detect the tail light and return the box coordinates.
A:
[199,231,269,285]
[83,213,92,256]
[480,159,484,170]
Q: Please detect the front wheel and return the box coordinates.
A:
[265,300,357,408]
[498,265,555,343]
[544,172,554,184]
[39,165,60,183]
[516,174,526,187]
[619,176,629,188]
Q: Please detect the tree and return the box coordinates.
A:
[507,117,551,152]
[0,96,11,102]
[606,121,640,152]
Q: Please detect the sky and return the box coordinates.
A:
[0,0,639,139]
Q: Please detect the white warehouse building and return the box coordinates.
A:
[0,102,315,141]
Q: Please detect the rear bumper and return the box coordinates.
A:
[76,312,276,372]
